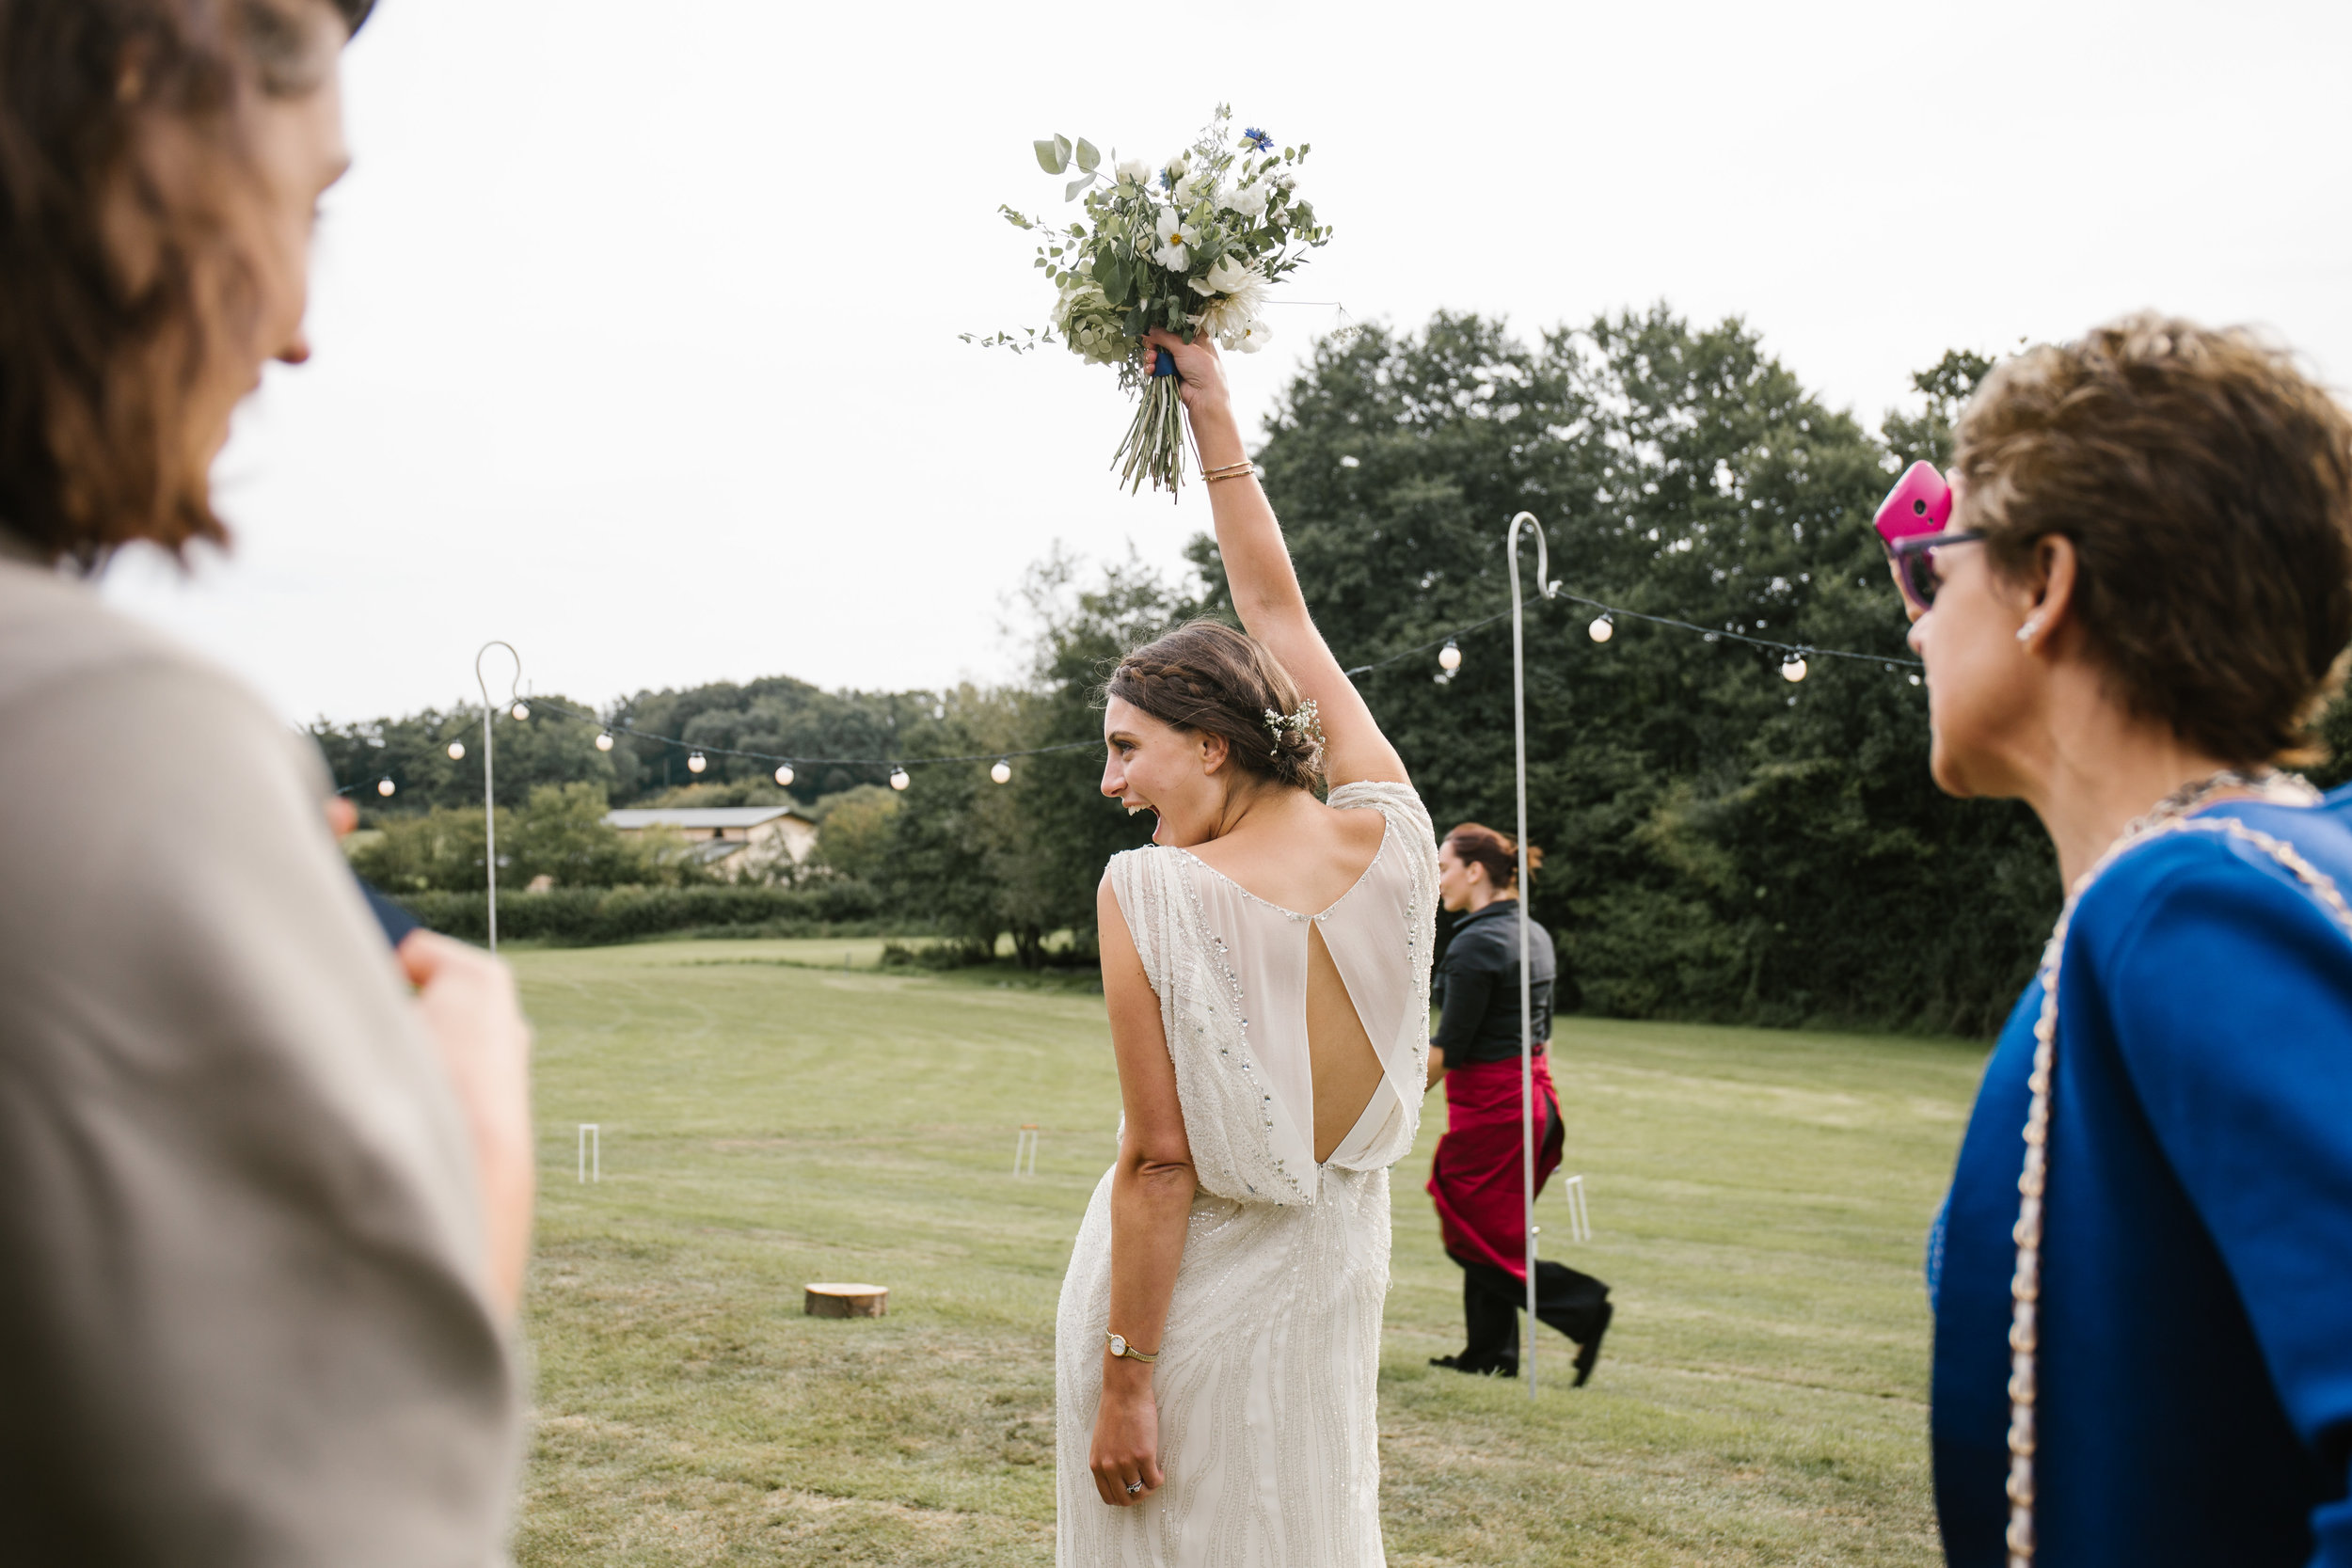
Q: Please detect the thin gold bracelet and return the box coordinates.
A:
[1204,461,1256,483]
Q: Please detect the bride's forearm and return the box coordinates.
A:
[1104,1156,1194,1383]
[1189,402,1311,638]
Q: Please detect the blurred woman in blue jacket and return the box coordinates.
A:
[1888,315,2352,1566]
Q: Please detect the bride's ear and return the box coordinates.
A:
[1198,732,1230,776]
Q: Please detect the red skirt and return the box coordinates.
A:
[1425,1053,1564,1285]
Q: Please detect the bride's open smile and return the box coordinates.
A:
[1101,693,1252,850]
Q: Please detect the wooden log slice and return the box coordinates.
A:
[804,1282,888,1318]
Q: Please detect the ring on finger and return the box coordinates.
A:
[1124,1479,1145,1497]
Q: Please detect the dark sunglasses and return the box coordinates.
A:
[1873,460,1985,613]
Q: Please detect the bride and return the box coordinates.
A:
[1055,327,1438,1566]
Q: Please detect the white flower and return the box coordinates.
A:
[1116,158,1151,185]
[1275,170,1297,191]
[1176,167,1215,204]
[1162,153,1188,185]
[1224,317,1273,354]
[1191,257,1269,340]
[1225,182,1269,219]
[1193,254,1255,295]
[1152,206,1197,271]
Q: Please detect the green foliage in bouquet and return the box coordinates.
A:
[967,106,1333,497]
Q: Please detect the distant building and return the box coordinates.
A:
[602,805,818,877]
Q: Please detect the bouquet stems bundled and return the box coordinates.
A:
[1116,368,1189,494]
[968,106,1333,499]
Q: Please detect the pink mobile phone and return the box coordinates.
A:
[1874,460,1952,546]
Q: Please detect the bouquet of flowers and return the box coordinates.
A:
[971,106,1332,497]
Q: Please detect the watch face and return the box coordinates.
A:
[1109,1335,1128,1356]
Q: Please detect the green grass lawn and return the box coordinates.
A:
[514,939,1985,1566]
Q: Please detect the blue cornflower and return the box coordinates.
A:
[1159,167,1177,191]
[1241,126,1273,151]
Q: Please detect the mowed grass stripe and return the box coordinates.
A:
[515,939,1977,1565]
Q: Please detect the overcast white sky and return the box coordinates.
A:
[99,0,2352,724]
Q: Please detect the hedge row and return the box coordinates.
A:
[393,881,887,945]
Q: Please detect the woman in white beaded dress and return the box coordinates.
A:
[1054,327,1438,1568]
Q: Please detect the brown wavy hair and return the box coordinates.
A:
[1444,822,1541,891]
[1104,620,1325,792]
[0,0,372,565]
[1955,314,2352,766]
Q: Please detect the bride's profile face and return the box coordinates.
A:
[1101,695,1234,848]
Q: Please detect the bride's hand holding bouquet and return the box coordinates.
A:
[1139,325,1248,473]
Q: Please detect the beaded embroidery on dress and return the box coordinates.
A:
[1057,781,1438,1568]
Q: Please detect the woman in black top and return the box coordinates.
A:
[1424,823,1612,1380]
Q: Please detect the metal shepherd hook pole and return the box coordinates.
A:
[1504,511,1557,1397]
[474,641,522,952]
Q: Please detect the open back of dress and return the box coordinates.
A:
[1172,807,1427,1178]
[1092,779,1436,1207]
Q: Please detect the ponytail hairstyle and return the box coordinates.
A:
[1444,822,1541,891]
[1104,620,1325,792]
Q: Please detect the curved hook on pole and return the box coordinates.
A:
[472,641,520,953]
[474,640,522,713]
[1506,511,1557,604]
[1502,512,1552,1397]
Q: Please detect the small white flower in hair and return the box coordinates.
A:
[1262,698,1326,759]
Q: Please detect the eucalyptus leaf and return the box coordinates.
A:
[1074,138,1100,172]
[1033,136,1070,175]
[1065,174,1093,202]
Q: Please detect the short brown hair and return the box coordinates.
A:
[1955,313,2352,766]
[0,0,368,565]
[1104,620,1324,792]
[1444,822,1541,889]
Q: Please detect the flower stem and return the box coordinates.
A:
[1112,377,1188,499]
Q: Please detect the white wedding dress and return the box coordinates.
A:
[1056,782,1438,1568]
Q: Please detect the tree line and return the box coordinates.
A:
[318,306,2352,1036]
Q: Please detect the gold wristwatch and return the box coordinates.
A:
[1105,1331,1160,1364]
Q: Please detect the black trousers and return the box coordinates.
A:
[1453,1254,1610,1373]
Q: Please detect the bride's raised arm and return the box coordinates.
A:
[1143,329,1410,791]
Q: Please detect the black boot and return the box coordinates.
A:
[1572,1300,1613,1387]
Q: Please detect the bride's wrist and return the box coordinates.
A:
[1102,1354,1154,1393]
[1188,403,1245,469]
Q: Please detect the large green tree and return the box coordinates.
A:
[1199,309,2055,1035]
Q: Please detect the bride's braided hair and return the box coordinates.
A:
[1105,620,1325,792]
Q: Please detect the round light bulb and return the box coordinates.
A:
[375,778,396,798]
[595,732,614,752]
[511,701,531,721]
[1589,616,1613,643]
[1781,657,1808,683]
[774,764,794,787]
[1438,639,1461,673]
[991,760,1012,784]
[687,751,707,774]
[447,740,466,761]
[889,767,911,791]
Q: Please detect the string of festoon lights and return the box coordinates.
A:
[351,585,1921,800]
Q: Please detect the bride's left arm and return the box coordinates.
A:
[1142,327,1409,790]
[1092,874,1194,1507]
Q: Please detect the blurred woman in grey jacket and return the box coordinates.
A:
[0,3,532,1561]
